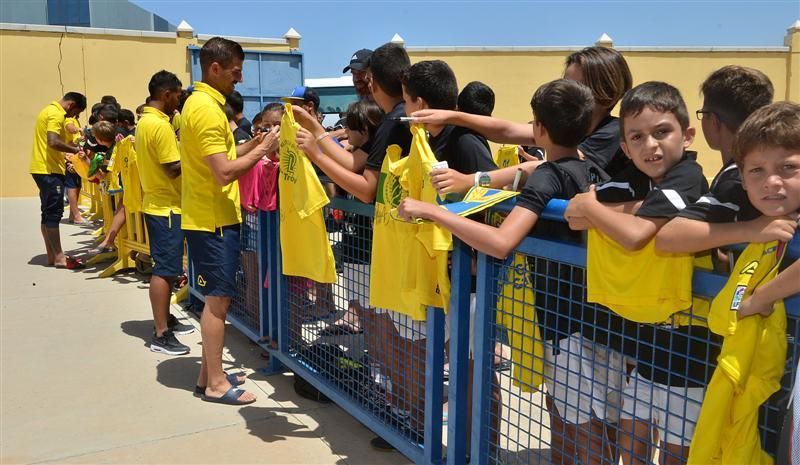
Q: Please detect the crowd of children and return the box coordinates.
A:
[28,36,800,465]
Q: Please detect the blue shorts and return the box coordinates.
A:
[144,212,184,277]
[64,171,82,189]
[185,224,241,297]
[32,174,65,227]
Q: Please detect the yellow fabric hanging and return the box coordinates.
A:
[106,143,123,194]
[496,253,545,392]
[278,104,337,284]
[586,230,694,323]
[688,241,788,465]
[493,145,520,169]
[116,137,143,213]
[66,153,89,180]
[396,124,452,315]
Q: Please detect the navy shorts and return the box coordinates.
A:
[185,224,241,297]
[64,170,82,189]
[32,174,65,227]
[144,212,184,277]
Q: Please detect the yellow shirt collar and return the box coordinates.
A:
[141,105,170,121]
[192,81,226,107]
[51,101,66,114]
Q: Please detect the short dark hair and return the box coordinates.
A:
[228,90,244,114]
[148,70,183,99]
[252,112,262,124]
[734,101,800,167]
[199,37,244,75]
[119,109,135,126]
[135,104,145,115]
[369,43,410,98]
[63,92,87,110]
[224,103,236,122]
[98,104,119,124]
[262,102,284,114]
[345,99,384,134]
[530,79,594,147]
[701,65,774,131]
[100,95,118,106]
[565,47,632,110]
[458,81,495,116]
[401,60,458,110]
[619,81,690,138]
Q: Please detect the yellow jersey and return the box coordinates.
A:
[135,106,181,216]
[116,137,143,213]
[179,81,241,232]
[277,104,337,283]
[30,101,68,175]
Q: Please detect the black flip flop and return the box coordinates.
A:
[201,386,255,406]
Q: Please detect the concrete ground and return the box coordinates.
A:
[0,197,412,465]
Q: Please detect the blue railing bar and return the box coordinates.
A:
[423,306,446,465]
[446,240,472,465]
[470,252,496,464]
[327,196,376,218]
[489,197,568,223]
[269,351,426,465]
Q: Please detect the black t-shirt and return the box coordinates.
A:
[233,127,252,145]
[236,117,252,136]
[515,157,598,341]
[579,115,629,177]
[364,102,412,172]
[594,152,718,387]
[429,125,497,174]
[678,159,760,223]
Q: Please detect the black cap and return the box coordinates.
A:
[343,48,372,73]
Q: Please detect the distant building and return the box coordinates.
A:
[0,0,176,32]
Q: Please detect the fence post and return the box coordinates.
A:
[259,209,284,374]
[470,252,496,464]
[423,305,445,465]
[446,239,472,465]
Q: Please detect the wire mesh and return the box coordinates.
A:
[281,195,443,450]
[476,237,799,465]
[227,209,261,335]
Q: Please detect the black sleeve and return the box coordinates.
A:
[594,163,648,203]
[579,128,620,170]
[448,133,497,174]
[365,120,411,171]
[515,164,562,215]
[637,159,709,219]
[678,173,760,223]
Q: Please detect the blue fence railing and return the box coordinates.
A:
[188,196,800,465]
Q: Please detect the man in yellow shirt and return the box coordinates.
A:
[181,37,279,405]
[135,70,197,356]
[29,92,86,268]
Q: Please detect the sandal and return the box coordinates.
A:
[201,386,256,406]
[56,257,85,270]
[194,372,246,397]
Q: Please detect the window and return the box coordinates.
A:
[47,0,89,27]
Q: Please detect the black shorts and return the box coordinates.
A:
[64,171,82,190]
[185,224,241,297]
[32,174,65,227]
[144,212,184,277]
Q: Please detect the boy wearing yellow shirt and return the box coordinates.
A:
[180,37,279,405]
[136,70,197,356]
[29,92,86,268]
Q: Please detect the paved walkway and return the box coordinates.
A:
[1,198,411,465]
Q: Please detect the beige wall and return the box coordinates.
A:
[409,27,799,179]
[0,26,292,197]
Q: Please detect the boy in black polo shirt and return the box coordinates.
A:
[399,79,615,465]
[565,82,710,465]
[655,66,792,265]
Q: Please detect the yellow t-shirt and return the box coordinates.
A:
[64,117,82,144]
[493,145,519,169]
[171,111,181,135]
[397,124,452,315]
[688,241,787,465]
[30,101,68,175]
[277,104,337,283]
[135,106,181,216]
[179,81,241,232]
[116,137,143,213]
[586,230,694,323]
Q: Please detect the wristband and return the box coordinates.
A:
[315,132,331,143]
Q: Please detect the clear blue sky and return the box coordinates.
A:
[133,0,800,79]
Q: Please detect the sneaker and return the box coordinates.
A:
[150,330,190,355]
[167,314,195,335]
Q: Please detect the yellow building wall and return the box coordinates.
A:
[0,27,292,197]
[410,43,796,179]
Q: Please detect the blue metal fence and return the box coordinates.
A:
[188,196,800,465]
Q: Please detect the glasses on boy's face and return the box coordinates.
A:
[696,109,715,121]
